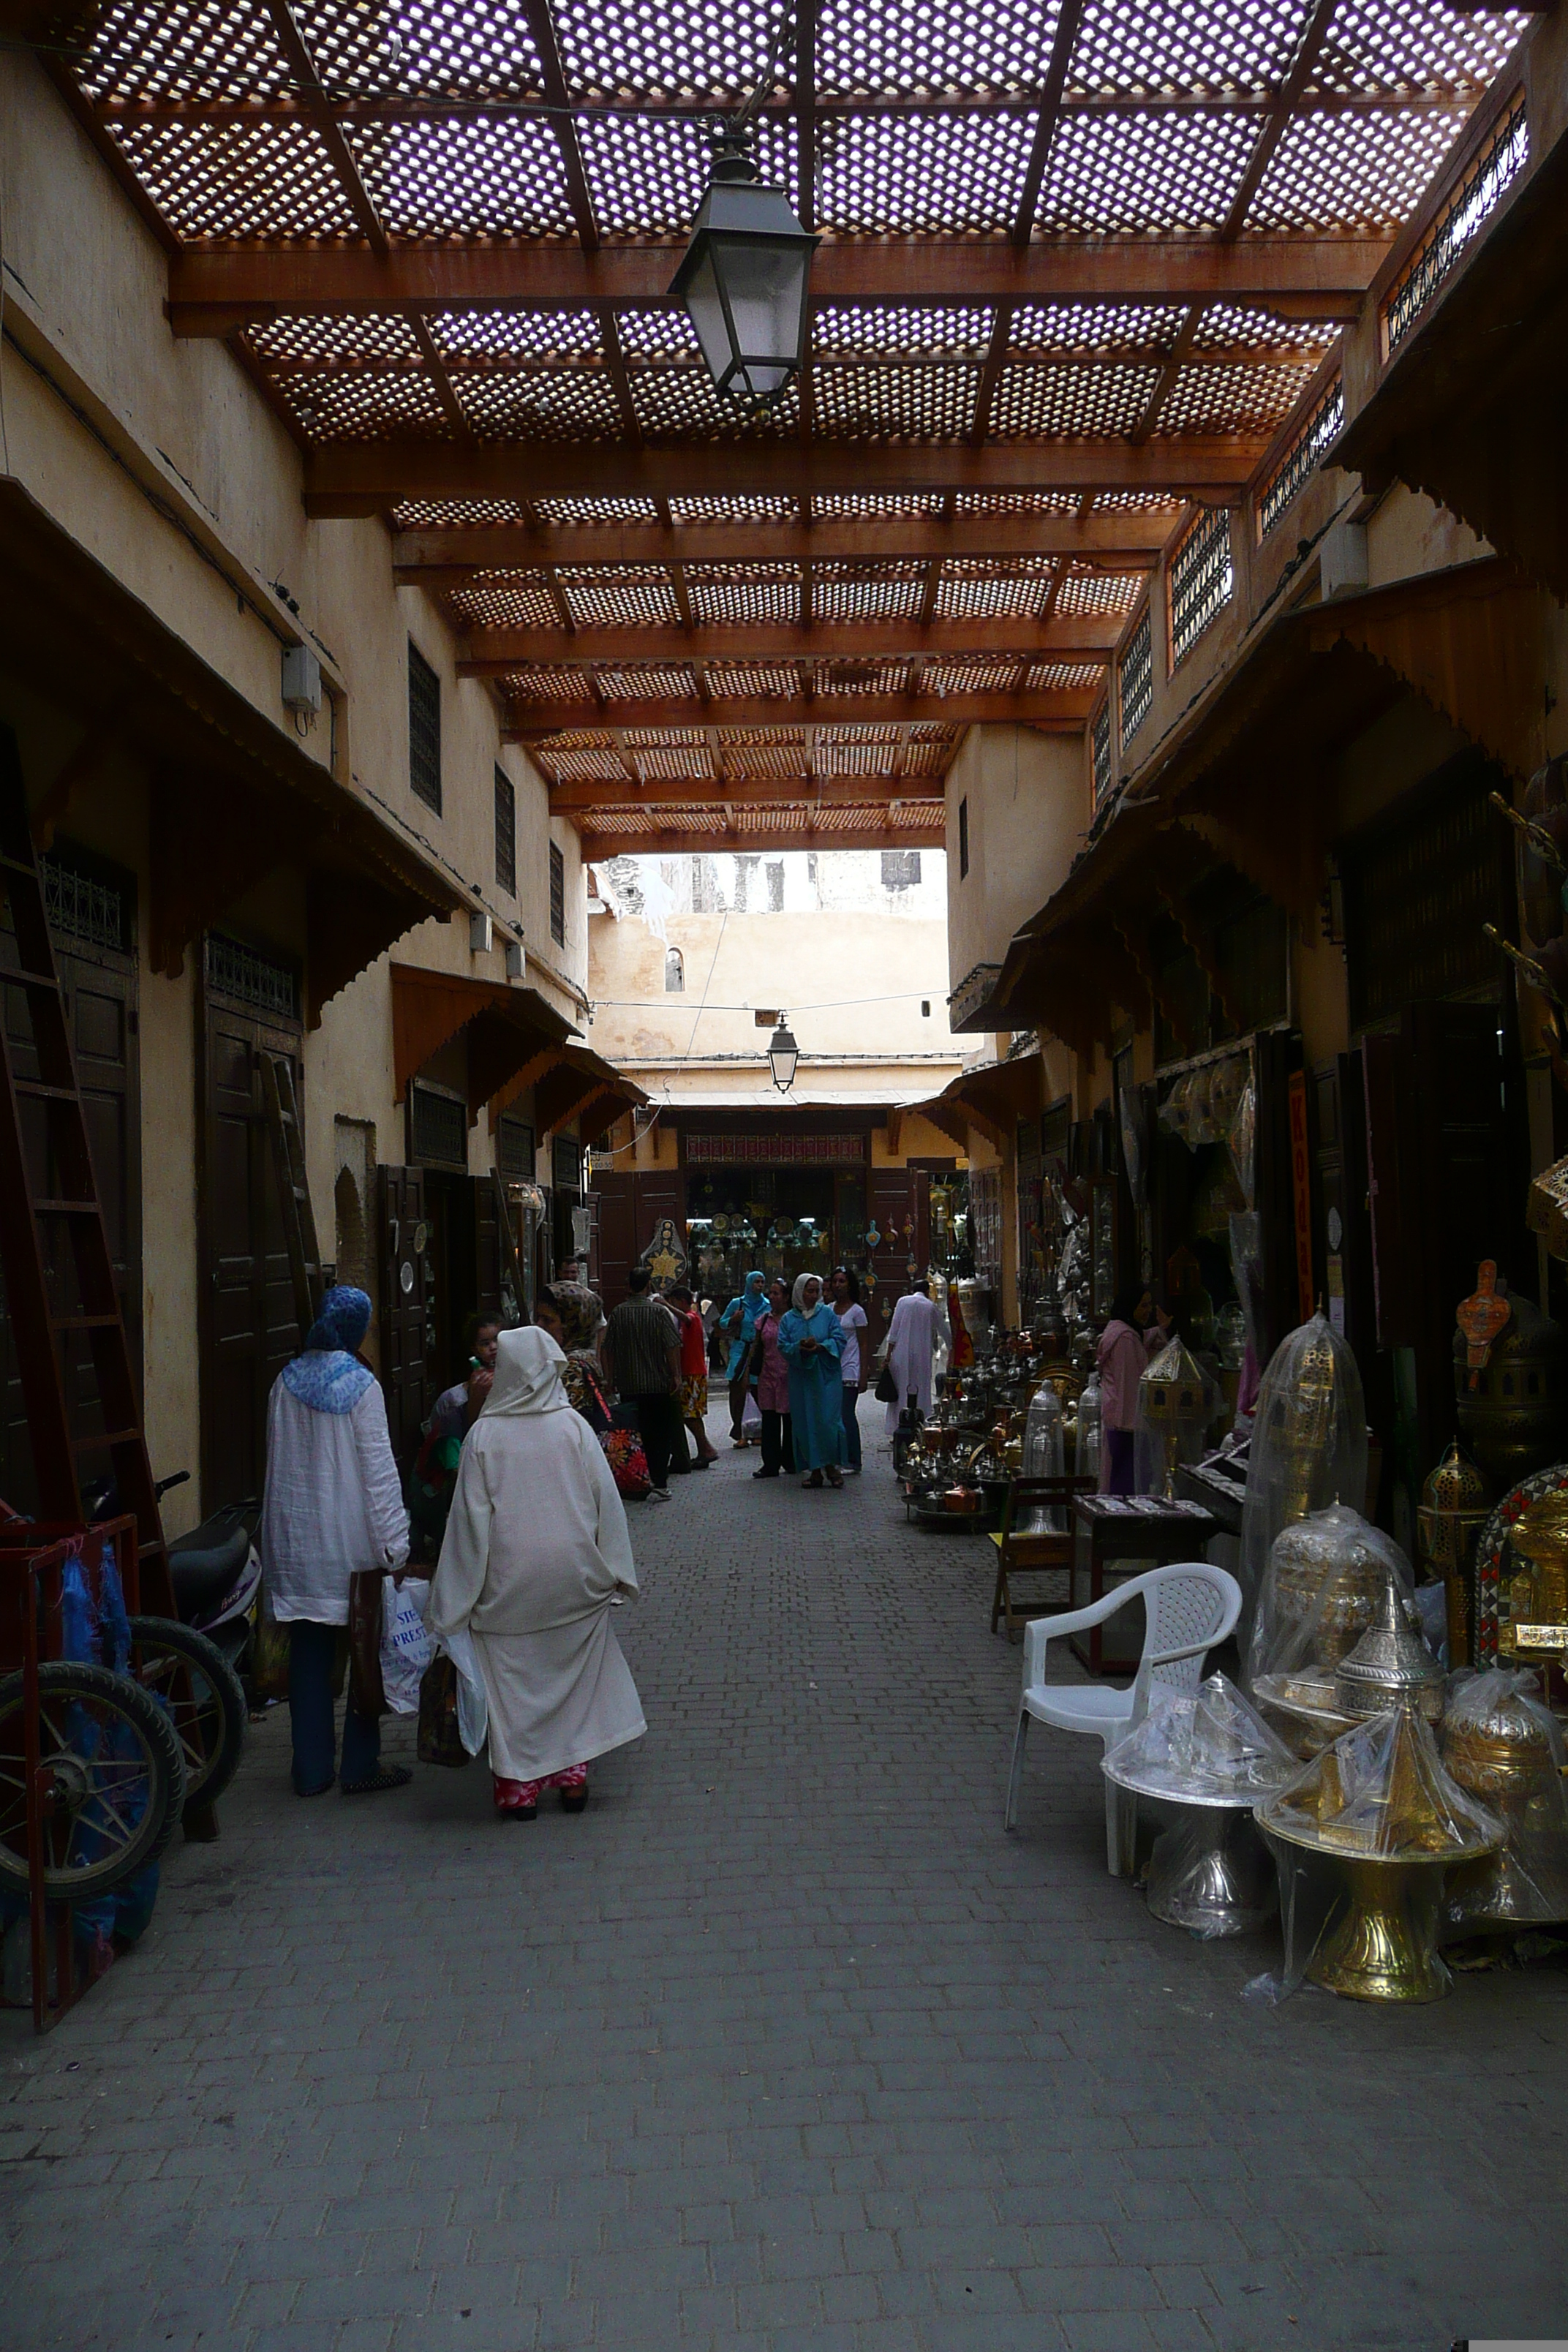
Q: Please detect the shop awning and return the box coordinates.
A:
[1335,112,1568,603]
[0,478,467,1019]
[390,962,577,1113]
[992,556,1546,1047]
[490,1040,649,1143]
[901,1056,1043,1156]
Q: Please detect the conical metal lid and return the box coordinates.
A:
[1333,1578,1444,1716]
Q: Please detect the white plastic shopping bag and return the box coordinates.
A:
[380,1575,434,1714]
[740,1389,762,1434]
[441,1625,489,1755]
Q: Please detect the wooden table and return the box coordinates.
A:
[1069,1495,1222,1676]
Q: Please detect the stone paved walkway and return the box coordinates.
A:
[4,1401,1567,2352]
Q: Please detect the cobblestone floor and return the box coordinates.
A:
[4,1401,1567,2352]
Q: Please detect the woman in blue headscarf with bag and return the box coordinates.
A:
[779,1273,846,1490]
[717,1270,768,1445]
[260,1285,412,1798]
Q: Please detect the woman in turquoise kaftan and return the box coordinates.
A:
[719,1270,768,1444]
[778,1273,845,1488]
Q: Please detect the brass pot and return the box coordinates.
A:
[1454,1290,1568,1488]
[1441,1681,1568,1927]
[1266,1504,1402,1671]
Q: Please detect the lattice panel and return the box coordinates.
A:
[923,655,1028,693]
[1158,358,1316,437]
[704,662,809,698]
[268,366,449,442]
[622,736,716,783]
[936,558,1058,620]
[816,728,905,776]
[813,657,914,695]
[596,665,703,700]
[816,111,1039,235]
[949,491,1085,518]
[668,496,801,524]
[297,0,546,96]
[579,113,797,238]
[1039,111,1256,234]
[554,1,779,99]
[443,575,562,629]
[80,1,292,102]
[533,496,663,525]
[814,562,927,622]
[250,314,420,363]
[1194,306,1341,357]
[1013,301,1189,355]
[992,359,1162,438]
[810,494,948,519]
[537,743,629,783]
[615,311,701,355]
[1024,662,1104,690]
[813,363,979,441]
[723,736,813,780]
[1054,569,1146,617]
[433,309,600,355]
[684,565,802,625]
[113,120,361,240]
[456,365,623,441]
[499,667,598,704]
[1093,492,1187,513]
[559,567,680,626]
[901,738,960,779]
[631,365,801,440]
[814,306,996,355]
[1069,0,1301,96]
[818,0,1066,95]
[348,119,576,238]
[395,500,532,527]
[1308,0,1531,97]
[1250,105,1471,230]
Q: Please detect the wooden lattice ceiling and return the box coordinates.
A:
[37,0,1534,851]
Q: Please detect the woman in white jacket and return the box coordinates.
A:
[260,1286,411,1797]
[431,1325,645,1821]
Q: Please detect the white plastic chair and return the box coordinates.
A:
[1003,1561,1243,1874]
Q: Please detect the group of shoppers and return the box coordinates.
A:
[716,1267,868,1490]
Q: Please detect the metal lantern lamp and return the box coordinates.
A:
[767,1017,799,1093]
[668,12,818,413]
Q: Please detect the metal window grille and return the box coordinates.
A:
[1259,377,1346,540]
[410,1081,467,1169]
[958,797,969,879]
[1091,700,1112,805]
[1385,97,1527,355]
[552,1134,580,1191]
[494,766,516,895]
[40,855,127,954]
[549,842,565,945]
[881,850,921,889]
[205,932,296,1022]
[1169,508,1234,668]
[408,641,441,814]
[1118,608,1153,745]
[497,1112,535,1179]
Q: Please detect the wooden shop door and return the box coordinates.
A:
[198,967,303,1510]
[377,1164,429,1465]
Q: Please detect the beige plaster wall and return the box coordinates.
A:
[944,726,1088,997]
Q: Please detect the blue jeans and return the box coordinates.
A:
[840,1382,863,1471]
[288,1619,380,1793]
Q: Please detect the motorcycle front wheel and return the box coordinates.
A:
[127,1617,247,1814]
[0,1662,186,1900]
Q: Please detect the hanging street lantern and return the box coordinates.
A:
[767,1018,799,1093]
[668,11,818,415]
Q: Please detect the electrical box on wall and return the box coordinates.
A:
[469,910,493,954]
[505,938,524,980]
[282,644,322,715]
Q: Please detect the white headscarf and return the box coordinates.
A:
[478,1325,569,1419]
[791,1273,824,1313]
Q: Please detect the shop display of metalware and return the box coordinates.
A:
[1264,1504,1408,1673]
[1144,1803,1279,1938]
[1440,1674,1568,1928]
[1499,1488,1568,1659]
[1259,1313,1346,1530]
[1333,1583,1447,1724]
[1417,1441,1490,1667]
[1138,1336,1212,1499]
[1452,1284,1568,1489]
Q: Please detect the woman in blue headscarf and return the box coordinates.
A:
[718,1270,768,1445]
[779,1273,846,1490]
[260,1286,412,1798]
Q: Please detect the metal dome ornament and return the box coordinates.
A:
[668,10,819,415]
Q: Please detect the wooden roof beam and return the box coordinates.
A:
[505,687,1095,734]
[546,773,957,811]
[167,238,1386,331]
[463,613,1120,673]
[308,437,1267,516]
[1011,0,1087,244]
[521,0,600,251]
[393,514,1173,571]
[578,824,949,856]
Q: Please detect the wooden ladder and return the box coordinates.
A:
[0,729,173,1617]
[260,1049,323,1338]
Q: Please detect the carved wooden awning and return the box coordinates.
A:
[389,962,577,1112]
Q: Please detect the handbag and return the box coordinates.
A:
[600,1420,652,1501]
[416,1652,470,1767]
[347,1569,387,1718]
[874,1364,899,1405]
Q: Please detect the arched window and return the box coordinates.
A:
[665,947,685,992]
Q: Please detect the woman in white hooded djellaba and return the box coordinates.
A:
[430,1325,646,1821]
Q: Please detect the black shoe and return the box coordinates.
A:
[559,1787,589,1814]
[753,1467,779,1478]
[341,1765,413,1796]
